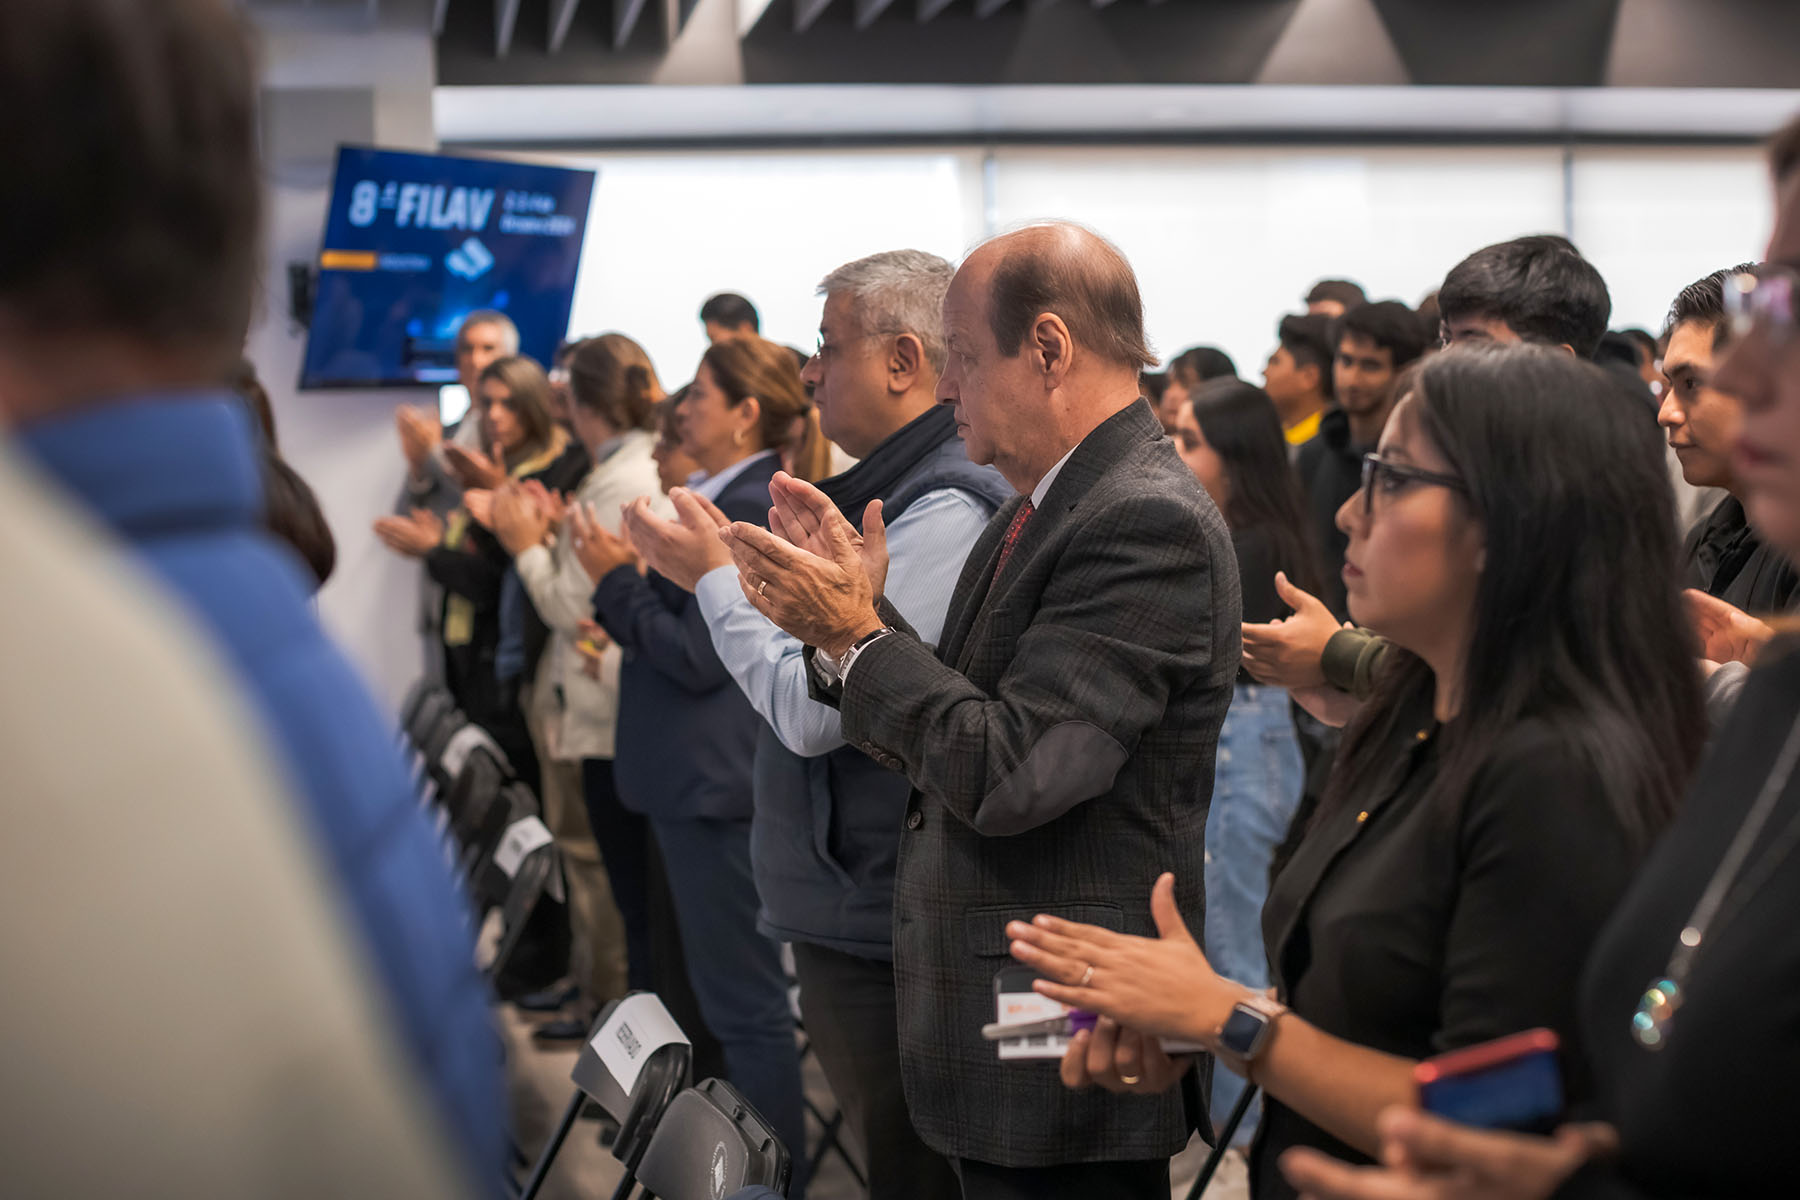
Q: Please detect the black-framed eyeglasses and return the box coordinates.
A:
[1723,266,1799,346]
[1359,453,1468,518]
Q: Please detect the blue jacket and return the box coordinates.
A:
[751,425,1010,958]
[20,396,502,1181]
[594,454,781,822]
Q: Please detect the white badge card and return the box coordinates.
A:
[993,967,1072,1061]
[593,993,690,1093]
[493,816,553,878]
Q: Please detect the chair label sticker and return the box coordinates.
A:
[494,816,553,877]
[592,993,690,1093]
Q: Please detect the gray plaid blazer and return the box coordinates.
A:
[831,399,1241,1167]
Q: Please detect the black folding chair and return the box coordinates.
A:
[517,994,694,1200]
[477,792,562,983]
[397,678,442,740]
[633,1078,790,1200]
[1184,1084,1258,1200]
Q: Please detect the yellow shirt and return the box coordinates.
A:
[1284,408,1324,447]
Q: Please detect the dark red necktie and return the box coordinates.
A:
[991,500,1034,586]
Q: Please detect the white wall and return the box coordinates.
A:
[546,141,1774,392]
[249,15,439,716]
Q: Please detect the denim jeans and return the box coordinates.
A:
[1204,682,1304,1145]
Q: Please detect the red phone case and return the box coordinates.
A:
[1414,1028,1559,1086]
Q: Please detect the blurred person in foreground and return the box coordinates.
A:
[0,439,470,1199]
[0,0,500,1179]
[1281,110,1800,1200]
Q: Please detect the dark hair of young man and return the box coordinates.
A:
[1619,327,1659,367]
[699,292,760,334]
[1665,263,1761,349]
[1334,300,1430,368]
[1306,279,1368,310]
[1329,344,1704,853]
[0,0,260,374]
[1140,370,1169,410]
[1277,313,1337,401]
[1169,345,1238,389]
[1438,235,1613,359]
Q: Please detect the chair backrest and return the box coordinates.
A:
[570,994,694,1175]
[634,1079,790,1200]
[434,720,507,793]
[472,786,549,909]
[442,745,508,846]
[460,778,531,883]
[482,836,559,979]
[402,682,452,747]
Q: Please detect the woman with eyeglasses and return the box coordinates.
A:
[1005,344,1705,1199]
[1277,123,1800,1200]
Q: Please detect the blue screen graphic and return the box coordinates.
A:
[300,146,596,389]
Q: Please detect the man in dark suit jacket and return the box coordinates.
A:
[720,223,1241,1199]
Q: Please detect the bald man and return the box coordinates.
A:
[720,224,1239,1199]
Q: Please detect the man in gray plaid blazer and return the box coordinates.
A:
[721,223,1241,1199]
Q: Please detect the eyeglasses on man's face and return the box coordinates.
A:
[1358,452,1469,519]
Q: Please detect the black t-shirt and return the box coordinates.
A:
[1251,700,1643,1200]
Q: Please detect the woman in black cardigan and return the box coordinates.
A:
[1004,346,1704,1199]
[378,355,587,789]
[1276,122,1800,1200]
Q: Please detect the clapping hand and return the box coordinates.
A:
[373,508,444,558]
[463,489,495,530]
[1005,873,1234,1047]
[444,440,506,491]
[717,471,883,658]
[1279,1107,1617,1200]
[1057,1016,1194,1097]
[1242,572,1347,689]
[620,488,734,593]
[396,406,442,475]
[1685,589,1775,667]
[521,479,569,527]
[766,473,891,601]
[491,483,553,557]
[568,502,639,583]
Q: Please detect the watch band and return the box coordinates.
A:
[835,627,895,685]
[1216,993,1291,1077]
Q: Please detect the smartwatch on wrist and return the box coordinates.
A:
[1217,994,1289,1070]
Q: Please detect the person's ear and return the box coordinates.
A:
[890,333,924,395]
[734,396,762,443]
[1558,343,1578,357]
[1032,313,1074,387]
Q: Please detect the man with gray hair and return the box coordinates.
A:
[623,249,1010,1200]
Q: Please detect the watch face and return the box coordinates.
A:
[1220,1006,1268,1059]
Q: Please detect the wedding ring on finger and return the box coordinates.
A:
[1119,1073,1142,1085]
[1078,963,1095,988]
[758,579,769,597]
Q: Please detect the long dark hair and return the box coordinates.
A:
[1327,344,1704,851]
[1189,377,1323,597]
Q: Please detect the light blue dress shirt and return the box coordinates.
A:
[694,486,995,757]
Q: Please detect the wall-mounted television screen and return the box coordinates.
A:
[300,146,596,389]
